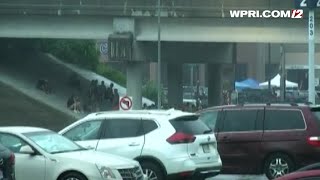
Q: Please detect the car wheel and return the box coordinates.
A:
[140,161,165,180]
[59,172,87,180]
[264,153,294,180]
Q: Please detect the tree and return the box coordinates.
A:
[142,81,165,104]
[39,39,99,70]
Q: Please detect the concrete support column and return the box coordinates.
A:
[256,43,267,81]
[149,63,157,82]
[167,63,183,108]
[207,64,223,106]
[126,62,143,110]
[199,64,206,86]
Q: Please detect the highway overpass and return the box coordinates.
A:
[0,0,319,107]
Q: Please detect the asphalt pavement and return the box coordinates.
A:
[208,174,268,180]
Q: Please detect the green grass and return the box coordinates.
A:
[0,83,76,131]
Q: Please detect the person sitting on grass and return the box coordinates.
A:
[67,94,81,113]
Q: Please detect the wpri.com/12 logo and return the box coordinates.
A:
[291,9,303,18]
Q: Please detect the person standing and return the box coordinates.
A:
[106,83,114,102]
[98,81,107,103]
[112,88,119,110]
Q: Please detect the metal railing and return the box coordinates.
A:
[0,0,319,18]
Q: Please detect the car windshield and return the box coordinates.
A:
[23,131,85,154]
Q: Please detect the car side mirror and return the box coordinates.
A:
[20,145,36,155]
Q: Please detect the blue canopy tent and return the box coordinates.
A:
[235,78,260,90]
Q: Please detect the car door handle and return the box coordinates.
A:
[222,136,230,142]
[128,142,140,146]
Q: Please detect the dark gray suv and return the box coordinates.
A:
[0,144,15,180]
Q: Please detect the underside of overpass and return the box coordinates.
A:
[0,15,319,44]
[1,0,320,108]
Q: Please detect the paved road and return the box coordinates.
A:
[208,174,268,180]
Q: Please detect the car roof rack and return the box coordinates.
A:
[239,102,307,107]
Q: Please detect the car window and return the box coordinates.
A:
[170,115,211,135]
[63,120,103,141]
[311,107,320,129]
[199,111,219,130]
[102,119,143,139]
[221,110,258,132]
[264,110,305,130]
[0,133,27,153]
[142,120,158,134]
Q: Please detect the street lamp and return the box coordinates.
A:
[157,0,162,109]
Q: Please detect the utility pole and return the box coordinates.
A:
[308,9,315,104]
[294,0,318,104]
[280,45,286,102]
[157,0,162,109]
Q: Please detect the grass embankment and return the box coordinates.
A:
[0,82,76,131]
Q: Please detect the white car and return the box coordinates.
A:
[0,126,146,180]
[59,109,222,180]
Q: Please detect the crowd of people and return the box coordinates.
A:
[69,80,120,113]
[35,75,122,113]
[85,80,119,112]
[35,75,204,114]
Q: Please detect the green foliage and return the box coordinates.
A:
[96,64,126,87]
[0,38,157,101]
[39,39,126,86]
[223,80,232,90]
[39,39,160,101]
[39,39,99,70]
[38,39,132,88]
[142,81,165,104]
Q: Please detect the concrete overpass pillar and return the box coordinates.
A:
[207,64,223,106]
[126,62,143,110]
[167,63,183,108]
[113,17,144,109]
[199,64,206,86]
[256,43,268,81]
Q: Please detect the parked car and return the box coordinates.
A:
[198,103,320,179]
[0,143,15,180]
[0,126,146,180]
[275,163,320,180]
[295,162,320,172]
[274,170,320,180]
[59,109,222,180]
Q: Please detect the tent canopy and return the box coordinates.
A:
[235,78,260,90]
[259,74,298,88]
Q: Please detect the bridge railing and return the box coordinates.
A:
[0,0,319,18]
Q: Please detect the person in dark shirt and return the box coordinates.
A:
[112,88,119,110]
[67,94,81,113]
[97,81,107,103]
[36,79,51,94]
[106,83,114,102]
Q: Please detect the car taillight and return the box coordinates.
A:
[9,153,15,165]
[166,132,196,144]
[307,136,320,147]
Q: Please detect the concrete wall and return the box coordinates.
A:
[285,52,320,68]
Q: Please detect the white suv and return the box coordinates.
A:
[59,109,222,180]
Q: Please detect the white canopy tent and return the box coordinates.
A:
[259,74,298,88]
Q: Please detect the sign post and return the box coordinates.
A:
[295,0,319,104]
[308,9,315,104]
